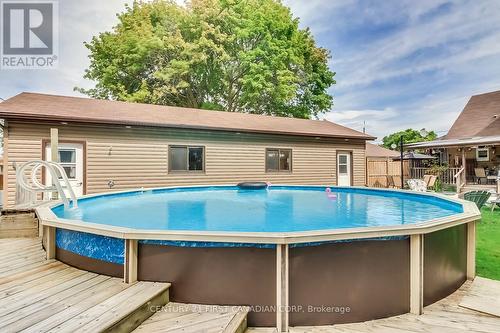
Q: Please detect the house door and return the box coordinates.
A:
[45,143,84,197]
[337,153,351,186]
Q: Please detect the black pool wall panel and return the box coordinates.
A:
[423,224,467,306]
[137,244,277,327]
[288,239,411,326]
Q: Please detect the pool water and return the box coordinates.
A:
[52,186,463,233]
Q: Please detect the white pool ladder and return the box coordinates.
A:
[15,160,78,208]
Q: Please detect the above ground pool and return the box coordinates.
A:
[51,186,463,232]
[37,185,480,330]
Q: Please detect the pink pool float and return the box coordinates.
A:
[325,187,337,200]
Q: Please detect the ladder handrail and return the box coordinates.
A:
[454,167,466,194]
[453,167,465,179]
[15,160,78,208]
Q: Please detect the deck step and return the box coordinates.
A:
[134,302,250,333]
[0,213,39,239]
[461,184,497,194]
[0,237,170,333]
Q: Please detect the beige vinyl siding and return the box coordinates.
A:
[4,120,367,207]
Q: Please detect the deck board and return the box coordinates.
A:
[460,277,500,317]
[0,238,170,333]
[134,302,249,333]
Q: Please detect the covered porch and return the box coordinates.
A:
[406,136,500,193]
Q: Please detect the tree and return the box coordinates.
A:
[76,0,335,119]
[382,128,437,150]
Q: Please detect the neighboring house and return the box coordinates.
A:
[365,143,400,160]
[407,90,500,191]
[0,93,374,208]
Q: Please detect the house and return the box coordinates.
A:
[0,93,375,208]
[365,142,400,160]
[407,90,500,192]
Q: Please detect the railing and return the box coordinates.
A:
[410,167,462,185]
[15,160,78,208]
[454,167,465,194]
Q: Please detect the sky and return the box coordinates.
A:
[1,0,500,141]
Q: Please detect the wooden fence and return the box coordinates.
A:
[366,159,410,188]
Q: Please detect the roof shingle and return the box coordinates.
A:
[445,90,500,139]
[0,93,375,140]
[365,143,399,158]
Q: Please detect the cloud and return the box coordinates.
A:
[323,94,470,141]
[0,0,132,99]
[286,0,500,139]
[332,1,500,88]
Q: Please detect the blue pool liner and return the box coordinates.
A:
[56,228,125,265]
[56,228,409,264]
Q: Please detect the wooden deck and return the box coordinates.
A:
[460,277,500,317]
[0,212,38,239]
[2,237,498,333]
[134,302,249,333]
[0,237,249,333]
[247,279,500,333]
[0,238,170,333]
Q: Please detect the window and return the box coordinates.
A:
[169,146,204,172]
[476,147,489,162]
[58,149,76,179]
[338,154,348,174]
[266,148,292,172]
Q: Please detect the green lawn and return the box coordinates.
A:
[476,207,500,280]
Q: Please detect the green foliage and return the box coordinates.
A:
[477,208,500,280]
[76,0,335,118]
[427,164,449,192]
[382,128,437,150]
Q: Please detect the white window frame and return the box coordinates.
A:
[58,148,77,180]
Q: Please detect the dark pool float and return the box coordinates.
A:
[236,181,269,190]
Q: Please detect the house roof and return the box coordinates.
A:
[406,135,500,149]
[365,143,399,158]
[405,90,500,149]
[477,118,500,137]
[0,93,375,140]
[393,152,436,160]
[445,90,500,140]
